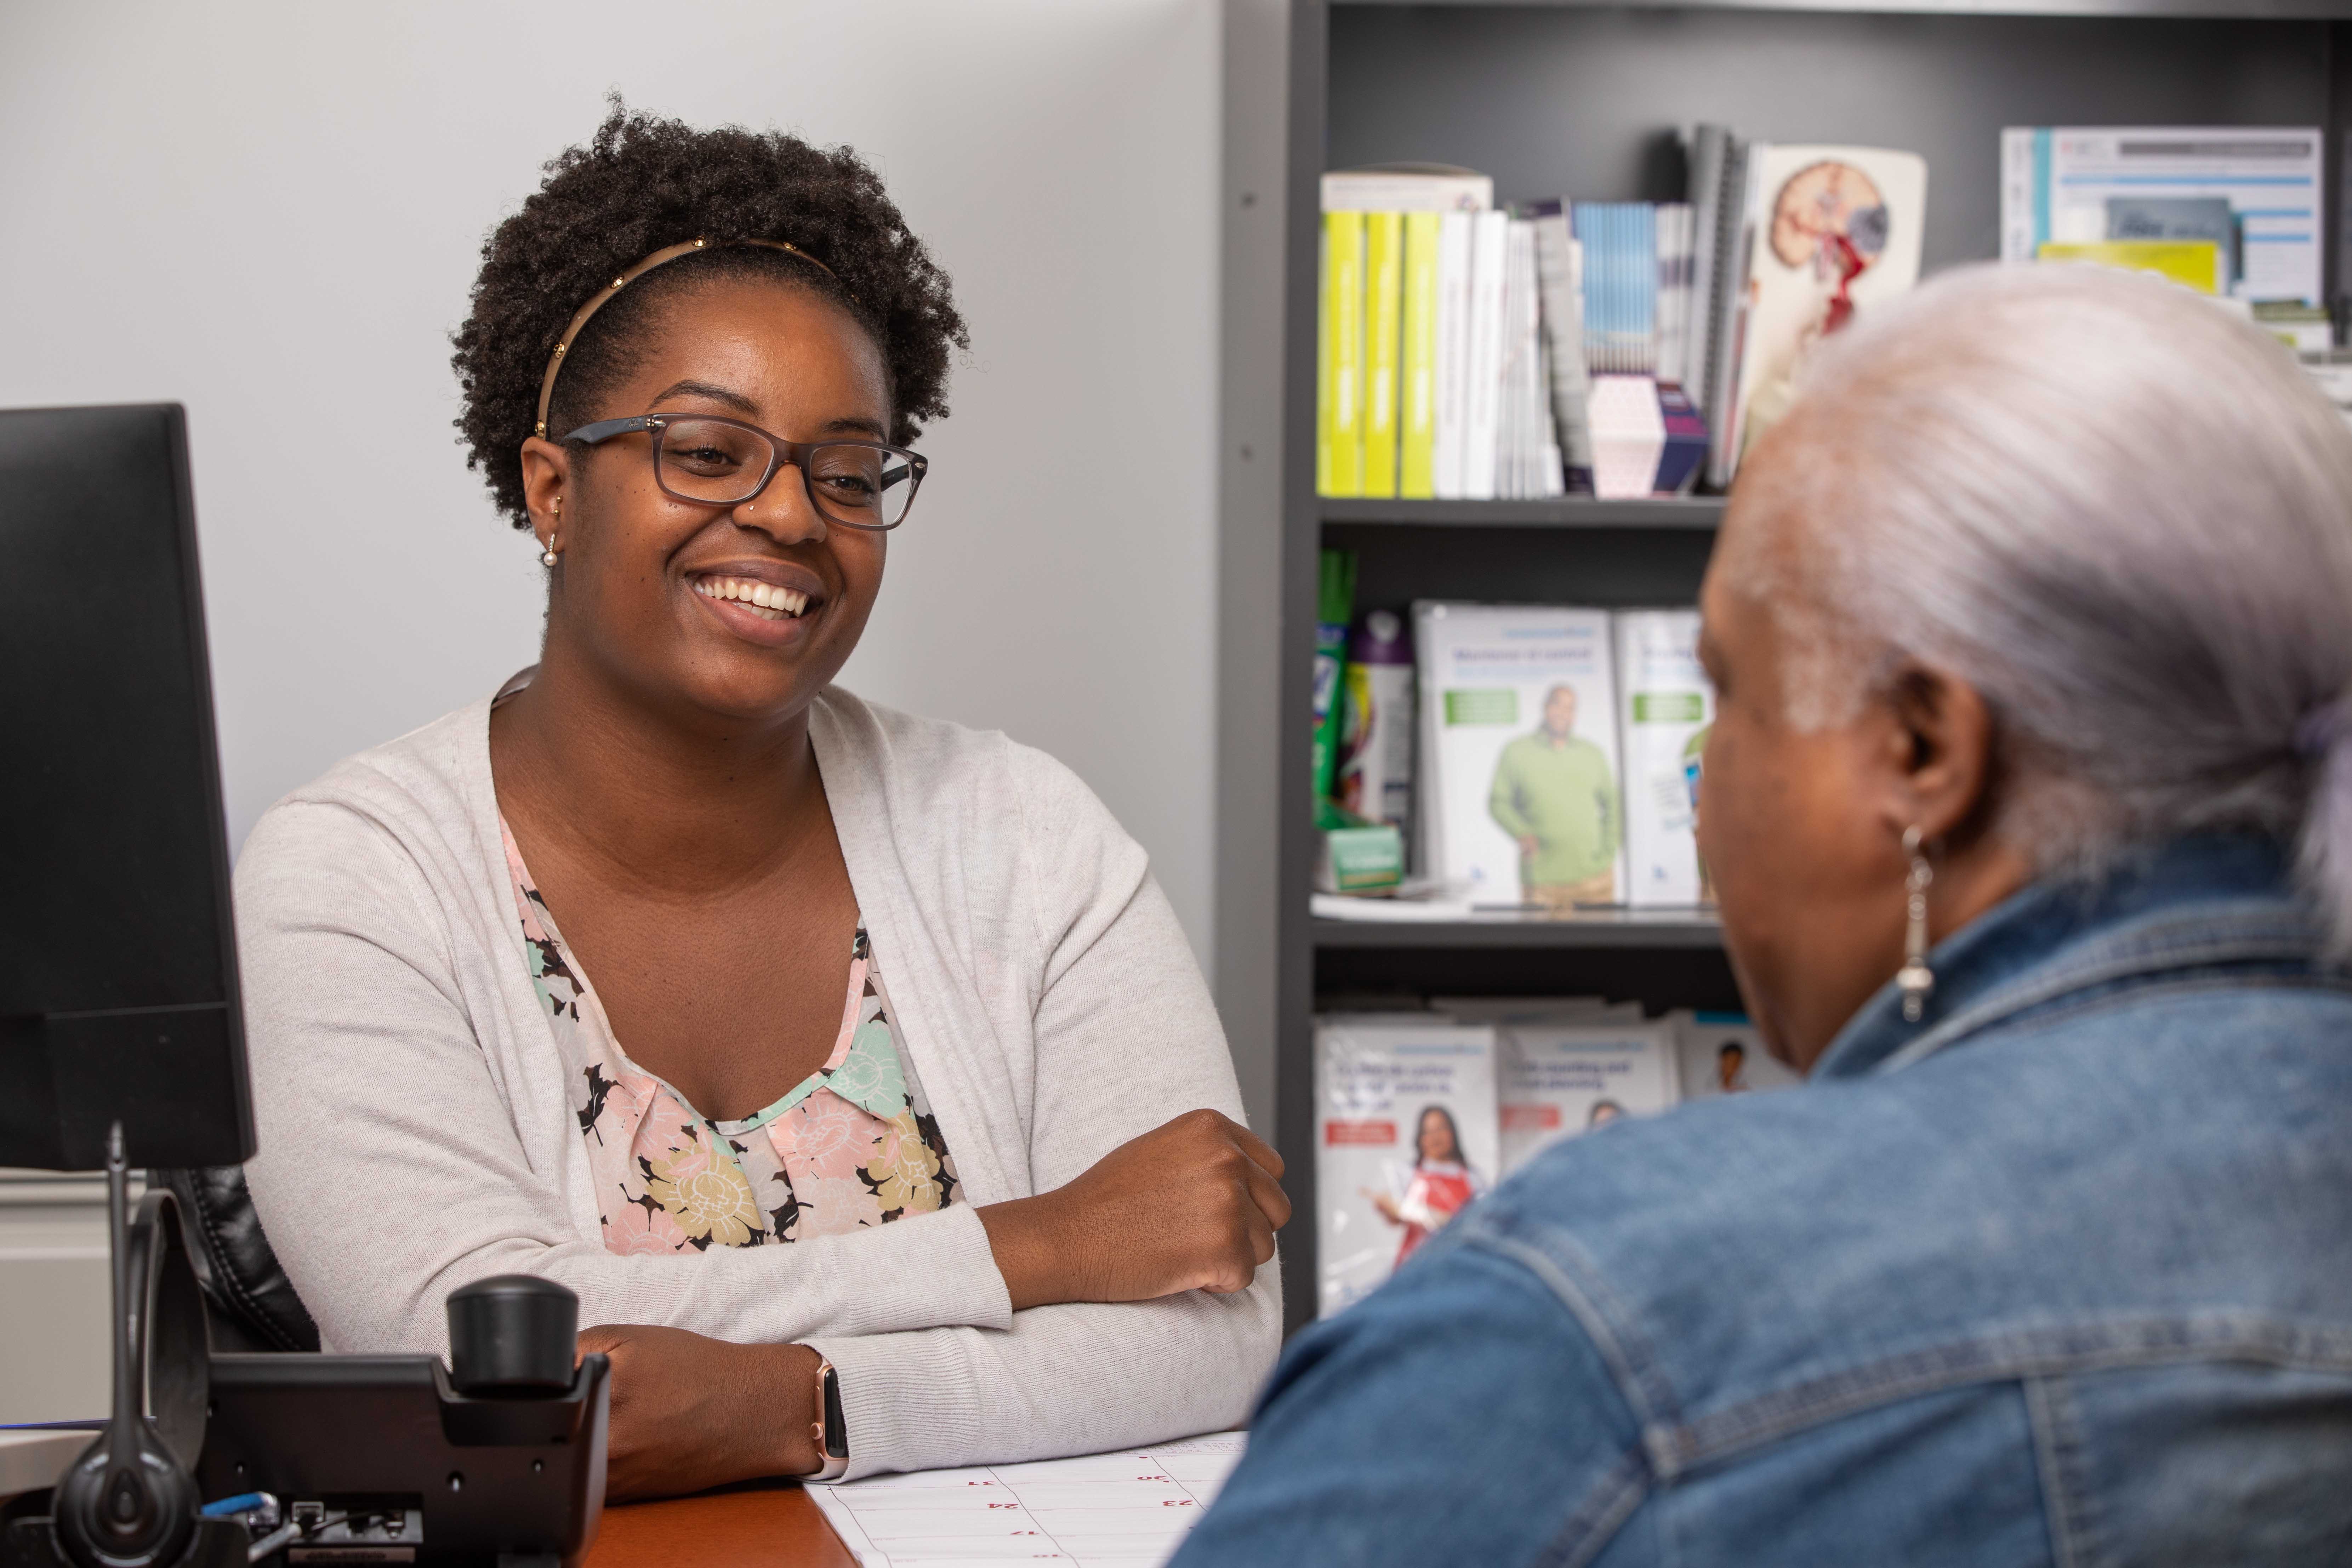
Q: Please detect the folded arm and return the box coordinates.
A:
[236,801,1015,1356]
[586,745,1288,1489]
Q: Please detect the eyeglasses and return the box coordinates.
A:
[562,414,927,531]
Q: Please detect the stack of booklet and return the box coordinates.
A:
[1316,132,1932,500]
[1319,600,1717,917]
[1315,166,1566,503]
[1313,1002,1797,1318]
[1408,601,1714,912]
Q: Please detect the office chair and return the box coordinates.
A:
[155,1168,319,1354]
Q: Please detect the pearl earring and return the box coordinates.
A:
[1896,825,1935,1022]
[542,496,561,567]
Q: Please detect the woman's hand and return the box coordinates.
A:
[1363,1187,1404,1225]
[978,1108,1290,1311]
[577,1325,822,1501]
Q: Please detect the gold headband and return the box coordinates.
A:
[533,236,849,439]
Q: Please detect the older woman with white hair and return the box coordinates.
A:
[1177,263,2352,1567]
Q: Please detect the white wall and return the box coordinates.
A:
[0,0,1222,963]
[0,0,1226,1425]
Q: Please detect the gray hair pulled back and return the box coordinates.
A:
[1727,262,2352,947]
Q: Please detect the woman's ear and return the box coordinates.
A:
[518,437,573,554]
[1878,661,1998,846]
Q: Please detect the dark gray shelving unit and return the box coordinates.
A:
[1321,496,1726,527]
[1311,912,1725,949]
[1217,0,2352,1333]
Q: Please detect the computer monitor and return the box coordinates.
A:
[0,404,255,1170]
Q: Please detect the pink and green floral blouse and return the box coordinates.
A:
[501,820,959,1253]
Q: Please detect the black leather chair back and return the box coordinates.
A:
[156,1167,320,1353]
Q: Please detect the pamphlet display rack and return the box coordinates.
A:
[1218,0,2352,1332]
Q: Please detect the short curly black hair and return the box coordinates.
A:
[451,102,967,529]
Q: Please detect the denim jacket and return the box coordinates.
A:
[1179,837,2352,1567]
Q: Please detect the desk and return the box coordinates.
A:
[583,1484,855,1568]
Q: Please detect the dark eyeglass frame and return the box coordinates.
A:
[561,413,928,532]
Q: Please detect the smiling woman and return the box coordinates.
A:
[229,105,1284,1496]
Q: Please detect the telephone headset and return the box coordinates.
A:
[6,1125,604,1568]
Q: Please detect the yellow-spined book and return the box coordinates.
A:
[1361,212,1403,498]
[1399,212,1441,499]
[1319,211,1367,497]
[2037,240,2221,295]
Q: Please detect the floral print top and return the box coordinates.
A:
[500,819,959,1253]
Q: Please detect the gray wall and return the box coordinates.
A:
[0,0,1231,1424]
[0,0,1223,966]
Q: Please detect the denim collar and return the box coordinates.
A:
[1811,834,2335,1081]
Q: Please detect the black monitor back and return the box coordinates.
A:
[0,404,255,1169]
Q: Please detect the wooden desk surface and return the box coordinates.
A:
[584,1483,856,1567]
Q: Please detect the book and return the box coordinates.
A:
[1497,1018,1680,1175]
[1433,211,1475,499]
[1654,384,1708,495]
[1696,130,1754,487]
[1722,144,1928,478]
[1527,204,1594,489]
[1399,212,1442,498]
[1414,602,1625,908]
[1613,609,1715,907]
[1587,375,1666,501]
[1499,218,1530,497]
[1494,216,1562,498]
[1519,218,1566,497]
[1684,125,1735,417]
[1361,212,1404,497]
[1654,202,1695,388]
[2000,126,2320,305]
[1316,211,1366,497]
[1670,1010,1801,1098]
[1321,163,1494,214]
[1572,201,1658,375]
[2036,239,2222,294]
[1336,609,1416,834]
[1462,210,1510,500]
[2256,301,2332,354]
[2105,195,2240,292]
[1314,1015,1500,1317]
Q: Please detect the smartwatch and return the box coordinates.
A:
[804,1352,850,1482]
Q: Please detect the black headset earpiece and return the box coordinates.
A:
[51,1424,198,1568]
[51,1132,204,1568]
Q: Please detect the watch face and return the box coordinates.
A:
[1769,160,1890,271]
[821,1363,849,1459]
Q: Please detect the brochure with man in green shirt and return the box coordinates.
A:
[1487,684,1621,907]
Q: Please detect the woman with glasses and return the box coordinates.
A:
[232,106,1286,1497]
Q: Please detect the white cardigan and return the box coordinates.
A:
[234,680,1281,1478]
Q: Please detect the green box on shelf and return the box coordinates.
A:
[1318,822,1406,894]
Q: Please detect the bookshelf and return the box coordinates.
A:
[1217,0,2352,1333]
[1319,496,1726,527]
